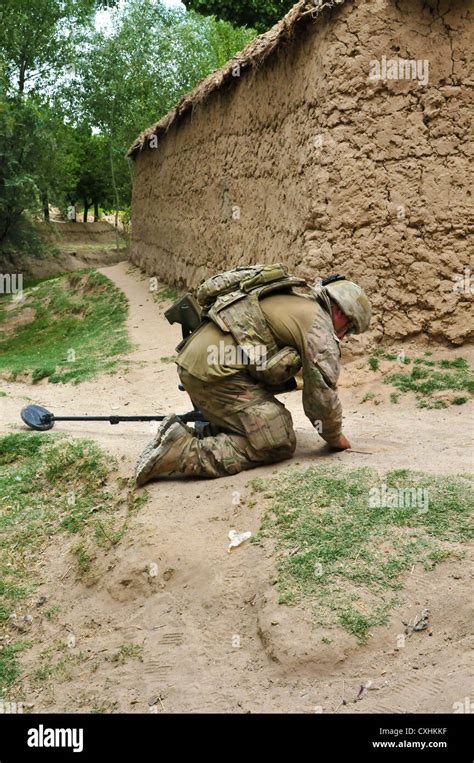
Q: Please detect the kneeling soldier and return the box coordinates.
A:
[135,267,371,485]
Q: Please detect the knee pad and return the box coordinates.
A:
[238,402,296,457]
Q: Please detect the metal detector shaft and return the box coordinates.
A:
[52,412,206,424]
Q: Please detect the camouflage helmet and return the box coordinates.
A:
[324,279,371,334]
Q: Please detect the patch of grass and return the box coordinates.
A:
[424,548,453,569]
[384,357,473,408]
[368,357,379,371]
[0,433,111,614]
[110,643,143,665]
[72,542,93,574]
[361,391,376,403]
[250,478,266,493]
[0,641,31,688]
[23,272,69,290]
[91,700,119,714]
[160,356,177,364]
[418,398,448,410]
[0,269,130,384]
[0,391,7,397]
[44,605,60,621]
[32,645,90,688]
[152,286,179,303]
[439,357,468,369]
[390,392,400,404]
[253,466,472,643]
[382,352,410,365]
[0,432,46,465]
[0,432,146,695]
[414,357,436,367]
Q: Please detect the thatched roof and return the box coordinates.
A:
[128,0,346,159]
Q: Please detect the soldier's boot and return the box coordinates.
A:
[134,414,177,481]
[135,415,194,486]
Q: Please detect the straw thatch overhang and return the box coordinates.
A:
[127,0,346,159]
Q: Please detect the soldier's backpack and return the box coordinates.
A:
[166,264,309,391]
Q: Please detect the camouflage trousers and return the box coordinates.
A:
[176,367,296,478]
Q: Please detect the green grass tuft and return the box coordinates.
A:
[384,357,473,408]
[0,641,31,688]
[253,466,472,643]
[0,432,145,694]
[110,643,144,665]
[152,286,179,303]
[0,270,130,384]
[368,357,379,371]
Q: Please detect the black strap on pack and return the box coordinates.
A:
[321,274,346,286]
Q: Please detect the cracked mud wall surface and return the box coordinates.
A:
[130,0,473,344]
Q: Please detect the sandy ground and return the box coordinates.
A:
[1,262,472,714]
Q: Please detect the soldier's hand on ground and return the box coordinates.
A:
[331,434,352,450]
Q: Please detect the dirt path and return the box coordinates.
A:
[1,262,472,714]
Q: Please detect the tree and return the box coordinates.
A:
[73,132,110,221]
[0,0,257,253]
[0,97,41,242]
[0,95,83,243]
[0,0,111,96]
[183,0,294,33]
[0,0,110,248]
[70,0,256,218]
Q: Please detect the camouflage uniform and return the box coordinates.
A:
[135,277,371,482]
[175,367,297,477]
[165,292,343,478]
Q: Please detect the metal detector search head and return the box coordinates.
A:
[21,404,55,431]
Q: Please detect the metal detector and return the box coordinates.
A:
[20,404,209,434]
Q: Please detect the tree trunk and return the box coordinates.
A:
[18,60,27,94]
[42,191,49,220]
[83,202,89,223]
[109,131,121,254]
[0,217,12,244]
[94,201,99,222]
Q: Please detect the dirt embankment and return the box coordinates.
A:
[0,262,472,713]
[0,221,128,280]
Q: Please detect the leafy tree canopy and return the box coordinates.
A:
[0,0,257,253]
[183,0,295,33]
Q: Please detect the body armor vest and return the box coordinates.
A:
[196,264,308,388]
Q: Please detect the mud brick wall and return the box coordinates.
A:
[130,0,473,344]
